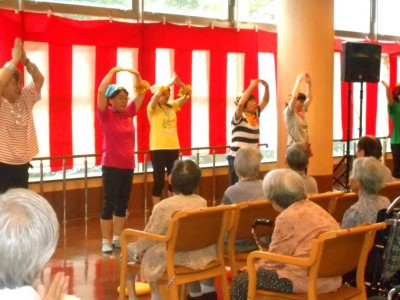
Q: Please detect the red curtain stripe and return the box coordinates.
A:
[2,9,400,169]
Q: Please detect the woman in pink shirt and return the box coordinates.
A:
[97,66,149,254]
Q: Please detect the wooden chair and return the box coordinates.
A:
[329,192,359,223]
[225,199,279,277]
[379,180,400,202]
[119,205,235,300]
[246,222,387,300]
[308,191,345,213]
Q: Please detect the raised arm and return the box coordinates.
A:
[148,73,177,109]
[21,40,44,94]
[125,68,149,112]
[258,79,270,112]
[304,73,312,109]
[381,80,394,106]
[0,38,23,101]
[235,79,260,118]
[288,73,305,109]
[97,66,124,111]
[174,74,191,107]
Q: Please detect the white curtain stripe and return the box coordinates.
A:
[191,50,210,153]
[72,45,96,168]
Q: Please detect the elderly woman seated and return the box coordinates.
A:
[341,156,391,228]
[230,169,340,300]
[0,188,78,299]
[356,135,392,182]
[221,147,264,204]
[285,142,318,194]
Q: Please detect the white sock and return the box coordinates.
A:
[102,239,110,244]
[113,234,120,241]
[200,281,215,293]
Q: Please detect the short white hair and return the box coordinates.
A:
[0,188,59,288]
[262,169,306,208]
[351,157,387,194]
[234,147,263,179]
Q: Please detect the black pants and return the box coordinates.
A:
[227,155,238,186]
[392,143,400,178]
[150,149,179,197]
[101,166,134,219]
[0,162,30,193]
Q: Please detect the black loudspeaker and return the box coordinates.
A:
[341,42,382,83]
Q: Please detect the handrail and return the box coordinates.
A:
[29,144,269,220]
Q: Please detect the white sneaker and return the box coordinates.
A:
[112,239,121,249]
[102,242,113,254]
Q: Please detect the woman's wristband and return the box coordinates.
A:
[4,61,17,72]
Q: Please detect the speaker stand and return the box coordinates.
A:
[358,81,364,138]
[333,82,353,191]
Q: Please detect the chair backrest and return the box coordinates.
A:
[166,205,236,253]
[233,199,278,241]
[379,181,400,202]
[311,222,387,279]
[308,191,345,213]
[329,192,358,223]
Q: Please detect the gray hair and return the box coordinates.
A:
[0,188,59,289]
[262,169,307,209]
[351,157,387,195]
[234,147,263,180]
[286,142,310,171]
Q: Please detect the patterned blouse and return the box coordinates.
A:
[341,193,390,229]
[127,194,216,282]
[257,199,341,293]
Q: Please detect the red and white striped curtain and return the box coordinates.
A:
[1,9,400,171]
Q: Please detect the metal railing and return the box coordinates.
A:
[30,144,270,222]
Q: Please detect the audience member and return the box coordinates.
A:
[227,79,269,185]
[126,159,216,300]
[97,66,149,254]
[284,73,312,151]
[341,157,390,228]
[221,147,264,204]
[0,188,78,299]
[230,169,340,300]
[356,135,393,182]
[0,38,44,193]
[285,142,318,194]
[147,73,191,206]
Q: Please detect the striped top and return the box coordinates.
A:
[228,107,260,157]
[0,82,40,164]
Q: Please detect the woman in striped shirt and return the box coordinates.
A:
[0,38,44,193]
[227,79,269,185]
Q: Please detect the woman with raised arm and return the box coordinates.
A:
[227,79,269,185]
[381,80,400,178]
[0,38,44,193]
[97,66,149,254]
[284,73,312,152]
[147,73,191,206]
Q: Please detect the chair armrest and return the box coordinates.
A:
[247,250,313,271]
[121,228,168,243]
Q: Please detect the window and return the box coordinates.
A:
[144,0,228,20]
[334,0,370,33]
[377,0,400,37]
[237,0,277,24]
[26,0,132,10]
